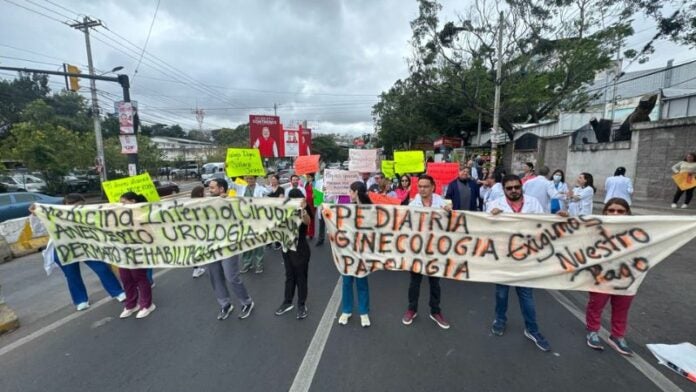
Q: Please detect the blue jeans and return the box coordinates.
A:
[55,258,124,305]
[342,276,369,315]
[494,284,539,333]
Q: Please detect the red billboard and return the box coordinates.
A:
[300,125,312,156]
[249,115,282,158]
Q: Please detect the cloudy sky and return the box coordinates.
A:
[0,0,692,135]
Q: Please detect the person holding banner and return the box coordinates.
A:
[338,181,372,328]
[487,175,551,352]
[275,189,311,320]
[403,174,452,329]
[285,175,307,197]
[266,174,285,198]
[671,152,696,209]
[584,198,636,356]
[207,179,255,321]
[118,192,156,319]
[38,194,125,311]
[239,176,269,274]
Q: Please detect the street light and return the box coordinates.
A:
[99,66,124,76]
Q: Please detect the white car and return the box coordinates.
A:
[2,174,47,192]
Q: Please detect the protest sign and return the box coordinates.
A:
[313,188,324,206]
[427,162,460,194]
[322,204,696,295]
[394,151,424,174]
[409,176,419,199]
[225,148,265,177]
[672,172,696,191]
[323,169,361,196]
[102,173,160,203]
[294,155,320,175]
[34,197,302,268]
[348,149,378,172]
[382,160,395,179]
[368,192,402,205]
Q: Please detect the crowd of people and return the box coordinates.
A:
[42,153,696,357]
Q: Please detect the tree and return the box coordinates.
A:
[103,135,164,179]
[211,123,249,148]
[0,73,50,132]
[187,130,211,142]
[311,134,348,162]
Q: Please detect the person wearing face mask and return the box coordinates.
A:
[549,169,568,214]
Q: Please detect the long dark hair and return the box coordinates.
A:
[603,197,631,215]
[398,174,411,191]
[580,172,596,193]
[350,181,372,204]
[552,169,565,183]
[120,192,147,203]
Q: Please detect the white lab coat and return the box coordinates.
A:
[522,176,556,213]
[604,175,634,205]
[485,195,544,214]
[567,186,594,216]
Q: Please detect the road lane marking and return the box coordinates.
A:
[0,269,171,358]
[549,290,684,392]
[289,277,342,392]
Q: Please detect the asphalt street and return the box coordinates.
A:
[0,191,694,391]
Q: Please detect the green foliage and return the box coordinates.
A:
[0,73,50,129]
[211,123,250,148]
[311,134,348,162]
[103,135,164,179]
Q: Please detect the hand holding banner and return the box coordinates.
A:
[672,172,696,191]
[394,151,425,174]
[427,162,460,194]
[226,148,266,177]
[102,173,160,203]
[294,155,320,175]
[348,149,378,172]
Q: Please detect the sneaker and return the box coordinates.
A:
[76,302,90,311]
[239,301,255,319]
[217,303,234,320]
[297,305,308,319]
[240,264,251,273]
[115,292,127,302]
[491,320,506,336]
[192,267,206,278]
[608,336,633,356]
[671,203,678,208]
[136,304,156,319]
[430,313,450,329]
[681,204,689,209]
[360,314,371,327]
[524,329,551,352]
[315,240,324,247]
[120,306,140,319]
[272,243,282,251]
[275,303,294,316]
[586,331,604,350]
[338,313,351,325]
[402,309,417,325]
[255,267,264,274]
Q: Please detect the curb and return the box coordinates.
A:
[0,304,19,335]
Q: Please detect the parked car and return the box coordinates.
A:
[171,164,199,179]
[200,162,225,183]
[342,160,350,169]
[0,192,63,222]
[0,176,25,192]
[63,175,89,193]
[154,180,180,197]
[0,174,46,192]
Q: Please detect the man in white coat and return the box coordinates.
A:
[522,166,556,213]
[604,166,633,205]
[487,174,551,352]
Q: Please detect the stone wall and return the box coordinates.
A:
[633,117,696,202]
[539,135,569,174]
[565,139,639,196]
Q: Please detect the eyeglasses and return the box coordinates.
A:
[606,208,627,214]
[504,185,521,191]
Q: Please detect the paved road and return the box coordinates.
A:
[0,196,694,391]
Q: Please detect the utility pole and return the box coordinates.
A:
[273,103,277,116]
[490,11,504,172]
[70,17,107,182]
[609,42,621,125]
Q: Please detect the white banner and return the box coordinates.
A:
[348,149,378,172]
[34,197,302,268]
[323,169,361,196]
[323,204,696,295]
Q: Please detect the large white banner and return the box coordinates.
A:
[34,197,302,269]
[322,204,696,295]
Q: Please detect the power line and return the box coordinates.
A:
[132,0,161,84]
[0,55,62,67]
[23,0,73,20]
[40,0,78,16]
[2,0,69,24]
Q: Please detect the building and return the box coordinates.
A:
[150,136,219,162]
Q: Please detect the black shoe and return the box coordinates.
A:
[275,303,294,316]
[297,305,308,319]
[217,304,234,320]
[315,240,324,247]
[238,301,254,319]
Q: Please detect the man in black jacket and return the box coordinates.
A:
[444,166,480,211]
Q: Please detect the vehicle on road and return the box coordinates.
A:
[154,180,180,196]
[171,164,199,179]
[0,174,47,192]
[342,160,350,169]
[203,172,229,187]
[63,175,89,193]
[201,162,225,183]
[0,192,63,222]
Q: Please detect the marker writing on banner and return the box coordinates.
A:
[665,361,696,383]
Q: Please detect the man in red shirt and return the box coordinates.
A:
[253,126,279,157]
